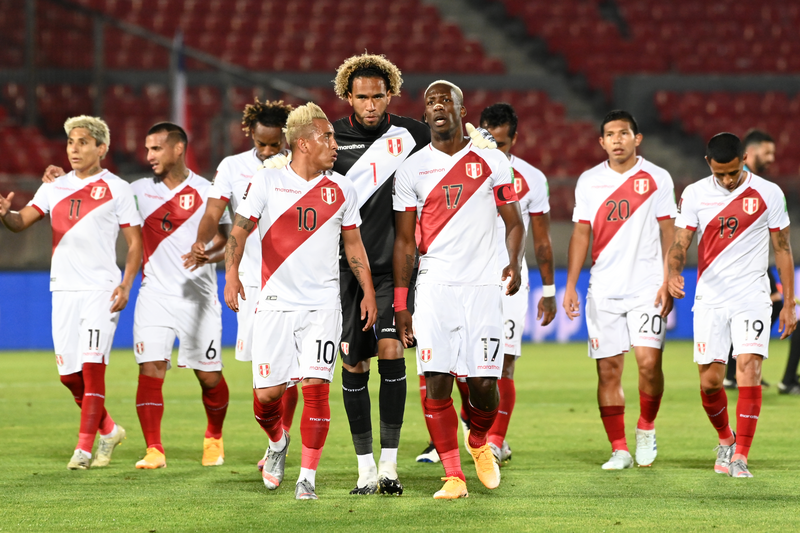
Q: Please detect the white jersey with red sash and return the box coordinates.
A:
[675,171,789,308]
[28,170,141,291]
[393,142,517,286]
[572,156,676,298]
[132,171,229,301]
[235,165,361,311]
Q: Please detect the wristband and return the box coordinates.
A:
[542,284,556,298]
[393,287,409,312]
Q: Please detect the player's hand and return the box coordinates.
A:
[654,284,674,318]
[778,303,797,340]
[465,123,497,150]
[0,191,13,217]
[667,274,685,299]
[224,275,245,312]
[181,251,200,271]
[395,309,415,348]
[188,241,210,269]
[502,264,521,295]
[537,296,557,326]
[563,286,580,320]
[109,284,131,313]
[42,165,66,183]
[258,149,291,170]
[360,292,378,331]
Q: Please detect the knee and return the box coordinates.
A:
[254,387,283,404]
[467,378,499,409]
[198,371,222,389]
[597,363,622,386]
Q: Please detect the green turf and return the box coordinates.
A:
[2,341,800,532]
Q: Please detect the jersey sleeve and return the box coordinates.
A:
[28,183,51,216]
[393,162,418,212]
[674,185,699,231]
[491,158,517,206]
[235,172,267,222]
[115,181,143,227]
[218,202,232,225]
[655,171,678,220]
[208,158,233,202]
[767,184,790,232]
[341,182,362,230]
[571,175,591,224]
[528,171,550,216]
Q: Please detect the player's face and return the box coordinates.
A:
[66,128,106,173]
[744,141,776,175]
[251,123,284,161]
[424,84,466,137]
[483,123,517,157]
[347,77,391,131]
[304,119,338,172]
[707,156,745,191]
[599,120,642,165]
[145,131,182,178]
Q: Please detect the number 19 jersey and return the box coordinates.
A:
[572,156,676,298]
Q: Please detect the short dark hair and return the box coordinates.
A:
[706,132,744,164]
[480,103,518,139]
[743,129,774,150]
[147,122,188,146]
[600,110,639,136]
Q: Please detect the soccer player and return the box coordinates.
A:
[393,81,525,499]
[224,103,377,500]
[0,116,142,469]
[667,132,796,478]
[563,110,676,470]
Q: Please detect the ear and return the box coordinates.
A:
[634,133,643,147]
[346,92,353,107]
[460,106,467,118]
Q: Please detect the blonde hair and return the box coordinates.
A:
[333,53,403,100]
[64,115,110,158]
[284,102,328,147]
[425,80,464,106]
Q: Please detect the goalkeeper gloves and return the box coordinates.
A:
[258,149,292,170]
[465,123,497,149]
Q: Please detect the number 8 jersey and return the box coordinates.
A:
[573,156,676,298]
[675,171,790,307]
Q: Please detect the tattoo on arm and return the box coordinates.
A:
[667,228,693,276]
[224,234,240,272]
[349,255,366,287]
[233,214,255,232]
[776,228,791,252]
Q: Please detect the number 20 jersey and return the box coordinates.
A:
[675,172,789,307]
[572,156,676,298]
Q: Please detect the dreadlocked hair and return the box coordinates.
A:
[241,98,294,135]
[333,53,403,100]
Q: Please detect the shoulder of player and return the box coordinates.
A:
[474,146,510,169]
[638,159,673,185]
[389,114,429,136]
[511,155,547,182]
[575,162,606,187]
[327,171,357,193]
[396,145,430,171]
[332,115,353,132]
[748,173,783,196]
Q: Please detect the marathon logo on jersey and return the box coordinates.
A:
[90,186,107,200]
[743,197,759,215]
[341,342,349,355]
[465,162,483,179]
[258,363,270,378]
[590,338,599,350]
[387,137,403,156]
[135,342,144,355]
[420,348,432,363]
[179,194,195,210]
[55,354,64,366]
[697,342,706,355]
[633,178,649,195]
[321,187,336,205]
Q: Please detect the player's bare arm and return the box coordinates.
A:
[41,165,66,183]
[655,217,676,317]
[191,197,229,265]
[0,194,43,232]
[498,201,525,296]
[342,227,378,331]
[393,210,417,348]
[666,227,695,299]
[223,214,254,312]
[184,225,229,271]
[563,222,590,320]
[771,225,797,339]
[530,212,556,325]
[111,224,143,313]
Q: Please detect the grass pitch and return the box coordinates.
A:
[2,341,800,532]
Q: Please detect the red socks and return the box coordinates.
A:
[455,379,471,423]
[281,384,299,432]
[488,378,516,448]
[299,383,330,470]
[136,374,165,453]
[599,405,628,452]
[735,386,762,458]
[60,371,116,437]
[201,376,229,439]
[637,389,662,431]
[467,402,498,449]
[77,363,106,453]
[700,388,733,441]
[253,393,284,442]
[424,397,464,481]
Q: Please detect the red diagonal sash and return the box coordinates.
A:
[142,186,203,268]
[51,178,113,252]
[591,170,657,264]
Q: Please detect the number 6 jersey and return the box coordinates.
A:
[675,171,790,307]
[572,156,677,298]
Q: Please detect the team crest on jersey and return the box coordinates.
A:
[321,187,336,205]
[258,363,270,378]
[590,338,599,350]
[135,342,144,355]
[386,138,403,156]
[697,342,706,355]
[514,177,523,194]
[633,178,649,195]
[237,339,244,352]
[465,162,483,179]
[90,186,106,200]
[420,348,432,363]
[743,197,759,215]
[341,342,349,355]
[179,194,195,210]
[55,354,64,366]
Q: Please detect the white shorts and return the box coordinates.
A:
[502,282,529,357]
[52,291,119,376]
[693,301,771,365]
[413,284,503,379]
[133,291,223,372]
[235,285,260,362]
[586,290,666,359]
[251,309,341,388]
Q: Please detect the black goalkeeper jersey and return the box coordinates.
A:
[333,113,430,274]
